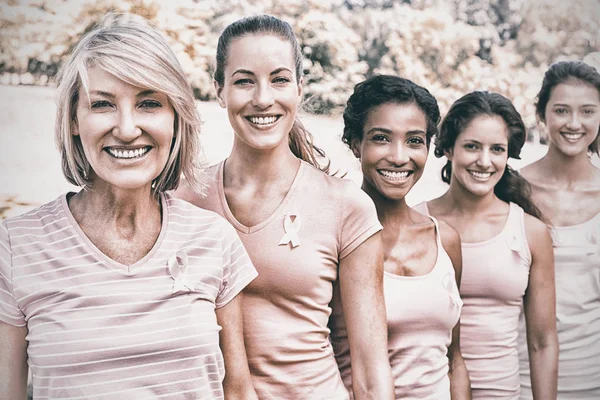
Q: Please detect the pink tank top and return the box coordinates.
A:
[331,216,463,399]
[518,212,600,399]
[418,202,531,400]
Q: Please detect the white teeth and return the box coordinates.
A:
[249,116,278,125]
[379,170,410,180]
[107,147,149,159]
[562,133,584,141]
[469,171,492,179]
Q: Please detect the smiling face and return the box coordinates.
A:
[353,102,429,202]
[215,34,302,153]
[447,115,509,197]
[544,80,600,157]
[74,67,175,192]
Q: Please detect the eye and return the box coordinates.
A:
[139,100,162,109]
[554,108,568,114]
[234,78,253,86]
[491,146,506,153]
[273,76,292,84]
[371,134,390,143]
[407,136,425,146]
[464,143,478,150]
[90,100,113,109]
[583,108,597,115]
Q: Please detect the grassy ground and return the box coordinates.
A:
[0,84,573,219]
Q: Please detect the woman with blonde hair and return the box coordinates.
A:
[176,14,393,400]
[0,13,258,399]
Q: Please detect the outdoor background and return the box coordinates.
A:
[1,0,600,219]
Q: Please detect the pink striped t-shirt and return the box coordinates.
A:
[0,192,257,400]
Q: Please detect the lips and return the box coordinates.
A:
[378,169,411,181]
[468,170,493,180]
[560,132,584,142]
[246,115,281,126]
[104,146,151,159]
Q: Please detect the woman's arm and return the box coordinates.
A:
[439,221,471,400]
[523,215,558,399]
[339,232,394,400]
[216,294,258,400]
[0,322,28,400]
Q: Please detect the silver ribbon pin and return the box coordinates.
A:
[279,213,301,248]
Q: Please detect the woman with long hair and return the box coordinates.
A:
[518,60,600,399]
[176,14,393,400]
[416,91,558,399]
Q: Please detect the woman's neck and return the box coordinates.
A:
[538,144,597,184]
[69,182,160,232]
[225,141,301,186]
[442,179,499,216]
[362,184,413,227]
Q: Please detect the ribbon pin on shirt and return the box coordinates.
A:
[279,213,302,248]
[168,250,195,294]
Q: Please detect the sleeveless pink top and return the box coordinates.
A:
[331,216,463,399]
[418,202,531,399]
[518,211,600,399]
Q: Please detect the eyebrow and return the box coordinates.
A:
[553,103,599,108]
[365,127,426,135]
[231,67,293,77]
[88,89,159,98]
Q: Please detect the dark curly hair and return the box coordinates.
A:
[535,60,600,155]
[342,75,441,150]
[435,91,543,220]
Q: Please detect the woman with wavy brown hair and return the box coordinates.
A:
[415,91,558,399]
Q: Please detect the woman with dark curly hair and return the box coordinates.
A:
[415,91,558,399]
[331,74,471,399]
[517,60,600,399]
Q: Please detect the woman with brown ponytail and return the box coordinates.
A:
[415,91,558,399]
[176,14,393,400]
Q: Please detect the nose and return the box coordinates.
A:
[566,112,582,130]
[476,149,492,168]
[251,82,275,109]
[386,141,410,165]
[113,108,142,142]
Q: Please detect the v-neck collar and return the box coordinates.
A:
[216,160,306,234]
[61,192,169,275]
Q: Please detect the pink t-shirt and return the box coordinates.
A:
[331,215,462,399]
[417,202,531,400]
[0,192,257,399]
[177,160,382,399]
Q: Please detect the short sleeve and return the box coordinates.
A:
[216,221,257,309]
[338,181,383,260]
[0,220,25,326]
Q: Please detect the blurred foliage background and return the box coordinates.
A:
[1,0,599,140]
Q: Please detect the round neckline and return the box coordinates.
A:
[551,210,600,231]
[384,215,441,280]
[61,191,169,274]
[217,159,305,234]
[421,201,513,247]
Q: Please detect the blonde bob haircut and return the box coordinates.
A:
[54,12,203,195]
